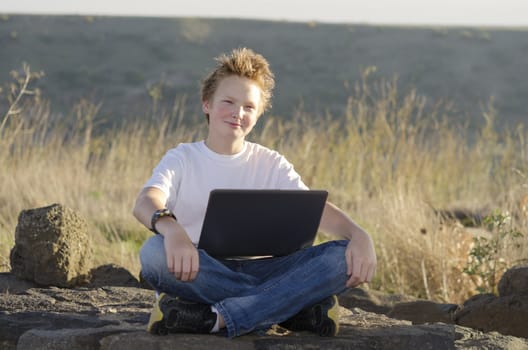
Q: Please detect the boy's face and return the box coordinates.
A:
[202,75,261,142]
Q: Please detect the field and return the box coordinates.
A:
[1,15,528,130]
[1,67,526,304]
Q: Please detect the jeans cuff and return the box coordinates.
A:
[214,301,236,338]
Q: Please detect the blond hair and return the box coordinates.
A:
[201,48,275,116]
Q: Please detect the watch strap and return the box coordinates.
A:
[150,208,176,235]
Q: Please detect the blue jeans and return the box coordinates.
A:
[140,235,349,337]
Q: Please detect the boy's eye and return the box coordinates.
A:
[222,99,233,104]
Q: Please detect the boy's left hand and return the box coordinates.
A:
[345,232,377,288]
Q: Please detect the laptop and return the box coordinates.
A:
[198,189,328,258]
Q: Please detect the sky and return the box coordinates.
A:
[1,0,528,27]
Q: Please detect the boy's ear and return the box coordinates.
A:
[202,100,210,114]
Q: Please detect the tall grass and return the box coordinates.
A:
[1,70,526,304]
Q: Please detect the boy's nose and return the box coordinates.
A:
[232,106,244,118]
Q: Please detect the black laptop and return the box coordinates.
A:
[197,189,328,258]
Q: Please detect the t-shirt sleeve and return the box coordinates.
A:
[143,148,183,200]
[276,155,309,190]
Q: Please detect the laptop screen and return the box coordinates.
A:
[198,189,328,258]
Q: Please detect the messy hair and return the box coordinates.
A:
[201,48,275,116]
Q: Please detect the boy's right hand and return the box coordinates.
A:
[163,230,199,282]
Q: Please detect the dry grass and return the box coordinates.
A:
[1,73,526,304]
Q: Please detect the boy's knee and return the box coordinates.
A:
[321,239,347,255]
[140,235,166,272]
[321,240,348,271]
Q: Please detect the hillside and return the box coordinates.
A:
[1,15,527,128]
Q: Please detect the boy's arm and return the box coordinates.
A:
[133,187,199,281]
[132,187,171,228]
[319,201,377,288]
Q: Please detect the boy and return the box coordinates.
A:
[133,48,376,338]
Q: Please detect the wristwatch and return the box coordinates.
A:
[150,208,176,235]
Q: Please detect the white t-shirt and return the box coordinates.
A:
[143,141,308,244]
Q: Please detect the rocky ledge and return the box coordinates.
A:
[1,271,527,350]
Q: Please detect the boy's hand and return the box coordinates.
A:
[345,231,377,288]
[163,230,199,282]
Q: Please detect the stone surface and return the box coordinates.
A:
[0,311,120,350]
[76,331,256,350]
[388,300,458,324]
[498,264,528,297]
[86,264,140,288]
[454,293,528,338]
[338,287,415,314]
[0,272,38,293]
[1,273,527,350]
[99,321,457,350]
[9,203,93,287]
[339,288,459,326]
[0,284,155,315]
[17,325,143,350]
[454,326,528,350]
[0,281,153,350]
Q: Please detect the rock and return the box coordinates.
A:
[100,323,528,350]
[338,287,415,314]
[9,203,93,287]
[0,272,38,293]
[498,264,528,297]
[0,311,120,350]
[339,288,458,327]
[1,278,527,350]
[99,320,458,350]
[86,264,140,288]
[17,325,143,350]
[454,293,528,338]
[388,300,458,324]
[455,326,528,350]
[0,283,154,350]
[0,281,155,315]
[94,331,256,350]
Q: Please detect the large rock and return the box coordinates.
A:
[0,311,121,350]
[10,203,93,287]
[388,300,458,324]
[17,325,143,350]
[498,264,528,297]
[338,287,416,314]
[86,264,140,288]
[454,293,528,339]
[454,326,528,350]
[340,289,458,325]
[99,320,458,350]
